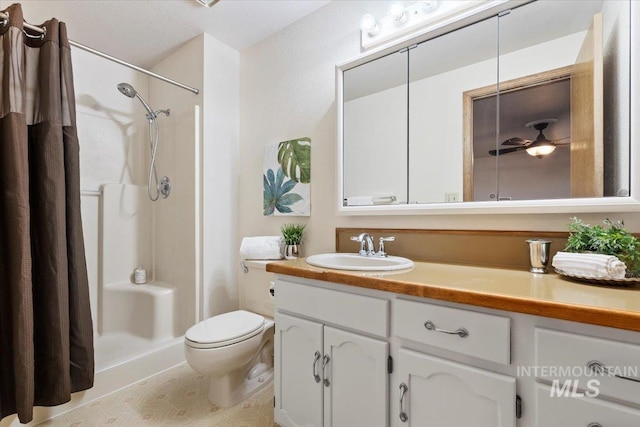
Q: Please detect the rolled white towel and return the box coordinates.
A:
[552,251,627,278]
[345,195,397,206]
[240,236,283,260]
[345,196,373,206]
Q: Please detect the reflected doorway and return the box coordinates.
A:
[472,78,571,201]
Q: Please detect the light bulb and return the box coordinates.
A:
[360,14,379,36]
[389,4,407,23]
[421,1,439,14]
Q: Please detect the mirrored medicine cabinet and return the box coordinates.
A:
[339,0,638,214]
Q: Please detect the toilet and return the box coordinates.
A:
[184,261,275,407]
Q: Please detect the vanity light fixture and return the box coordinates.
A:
[360,0,498,50]
[196,0,220,7]
[360,14,380,36]
[389,4,408,24]
[421,0,439,13]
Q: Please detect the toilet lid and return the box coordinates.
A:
[185,310,265,348]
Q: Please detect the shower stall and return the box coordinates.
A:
[75,47,200,380]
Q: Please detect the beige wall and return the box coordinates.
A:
[239,0,640,261]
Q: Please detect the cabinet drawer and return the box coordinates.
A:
[536,383,640,427]
[393,298,510,364]
[275,280,389,338]
[535,328,640,406]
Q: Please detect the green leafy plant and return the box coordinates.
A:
[281,223,306,245]
[263,168,303,215]
[277,137,311,184]
[565,217,640,276]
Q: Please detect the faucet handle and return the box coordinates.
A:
[350,235,366,255]
[377,236,396,257]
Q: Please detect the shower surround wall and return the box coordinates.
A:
[151,33,241,323]
[72,46,194,371]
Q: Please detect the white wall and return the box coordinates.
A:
[343,85,407,202]
[239,0,640,262]
[201,34,241,319]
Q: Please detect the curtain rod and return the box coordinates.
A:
[0,11,200,95]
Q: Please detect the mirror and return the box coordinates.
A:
[341,0,631,209]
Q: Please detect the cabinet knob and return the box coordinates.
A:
[587,423,602,427]
[399,383,408,422]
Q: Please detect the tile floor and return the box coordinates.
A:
[37,363,277,426]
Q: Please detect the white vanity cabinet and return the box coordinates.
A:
[392,299,515,427]
[273,274,640,427]
[274,280,390,427]
[394,349,516,427]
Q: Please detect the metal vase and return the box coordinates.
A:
[526,239,552,273]
[284,244,303,260]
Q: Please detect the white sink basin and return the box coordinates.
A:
[306,253,414,271]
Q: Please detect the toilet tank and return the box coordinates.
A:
[239,260,275,318]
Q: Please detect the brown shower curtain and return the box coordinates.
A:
[0,3,94,423]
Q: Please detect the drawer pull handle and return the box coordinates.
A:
[424,320,469,338]
[587,360,640,383]
[312,351,321,383]
[399,383,408,422]
[587,423,602,427]
[322,354,331,387]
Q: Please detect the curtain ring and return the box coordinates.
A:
[23,25,45,40]
[0,11,8,28]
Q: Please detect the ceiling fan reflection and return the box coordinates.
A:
[488,119,570,158]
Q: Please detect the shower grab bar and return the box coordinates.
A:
[80,189,102,197]
[0,11,200,95]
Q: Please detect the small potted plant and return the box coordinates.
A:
[281,223,306,259]
[563,217,640,277]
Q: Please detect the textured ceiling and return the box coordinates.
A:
[8,0,331,68]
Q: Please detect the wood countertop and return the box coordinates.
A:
[266,258,640,333]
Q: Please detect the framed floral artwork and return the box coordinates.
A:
[263,137,310,216]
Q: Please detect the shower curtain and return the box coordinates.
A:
[0,4,94,423]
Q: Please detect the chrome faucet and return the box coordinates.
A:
[350,233,396,257]
[351,233,376,256]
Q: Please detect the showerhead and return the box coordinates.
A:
[117,82,136,98]
[117,82,155,119]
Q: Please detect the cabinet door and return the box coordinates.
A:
[323,326,389,427]
[394,349,515,427]
[275,313,324,427]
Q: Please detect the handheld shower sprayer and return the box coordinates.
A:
[117,82,157,120]
[117,82,171,201]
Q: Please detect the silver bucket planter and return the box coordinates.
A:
[284,243,303,259]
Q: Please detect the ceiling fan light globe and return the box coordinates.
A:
[526,143,556,158]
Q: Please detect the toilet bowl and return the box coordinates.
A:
[184,309,275,407]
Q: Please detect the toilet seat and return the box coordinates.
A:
[185,310,265,349]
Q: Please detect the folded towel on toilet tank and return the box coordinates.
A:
[240,236,284,260]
